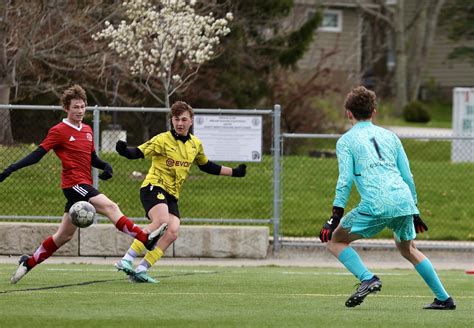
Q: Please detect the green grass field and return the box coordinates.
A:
[0,263,472,327]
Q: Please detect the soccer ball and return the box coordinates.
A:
[69,201,96,228]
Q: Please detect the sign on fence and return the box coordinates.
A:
[193,115,262,162]
[452,88,474,162]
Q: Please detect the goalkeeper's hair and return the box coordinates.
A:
[170,101,193,118]
[61,84,87,108]
[344,86,376,120]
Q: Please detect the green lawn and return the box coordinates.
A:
[375,101,452,128]
[0,264,471,328]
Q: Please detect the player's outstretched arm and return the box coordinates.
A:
[115,140,144,160]
[0,146,47,182]
[319,206,344,242]
[91,151,113,180]
[198,161,246,177]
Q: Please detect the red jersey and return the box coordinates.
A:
[40,119,95,188]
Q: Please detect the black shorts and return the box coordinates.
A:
[62,184,101,212]
[140,184,180,219]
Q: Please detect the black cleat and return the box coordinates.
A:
[144,223,168,251]
[423,297,456,310]
[345,275,382,308]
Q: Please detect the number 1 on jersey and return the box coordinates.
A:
[370,137,383,160]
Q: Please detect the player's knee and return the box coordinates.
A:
[398,244,416,260]
[166,226,179,242]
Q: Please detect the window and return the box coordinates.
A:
[319,10,342,33]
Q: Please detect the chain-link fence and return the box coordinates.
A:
[0,105,276,227]
[1,105,474,249]
[280,133,474,244]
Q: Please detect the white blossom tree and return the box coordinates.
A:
[93,0,233,108]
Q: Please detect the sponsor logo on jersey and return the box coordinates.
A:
[69,136,76,142]
[157,193,165,200]
[166,158,191,167]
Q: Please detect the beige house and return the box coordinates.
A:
[291,0,474,99]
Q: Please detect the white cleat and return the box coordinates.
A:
[144,223,168,251]
[11,255,31,284]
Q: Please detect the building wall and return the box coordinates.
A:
[291,1,363,91]
[425,31,474,89]
[293,0,474,98]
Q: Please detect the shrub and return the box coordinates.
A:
[403,101,431,123]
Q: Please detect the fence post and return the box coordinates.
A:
[273,104,281,252]
[92,106,100,189]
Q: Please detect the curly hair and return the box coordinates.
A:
[344,86,376,120]
[60,84,87,108]
[170,101,193,118]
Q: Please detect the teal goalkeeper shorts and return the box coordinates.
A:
[340,209,416,242]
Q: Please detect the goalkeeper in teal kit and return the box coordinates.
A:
[319,86,455,310]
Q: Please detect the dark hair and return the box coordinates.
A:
[170,101,193,118]
[344,86,376,120]
[61,84,87,108]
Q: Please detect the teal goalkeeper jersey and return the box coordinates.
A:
[333,121,419,218]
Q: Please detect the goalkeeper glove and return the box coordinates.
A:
[319,206,344,242]
[413,214,428,233]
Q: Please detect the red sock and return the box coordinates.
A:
[27,236,59,268]
[115,216,148,243]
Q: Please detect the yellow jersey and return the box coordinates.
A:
[138,131,208,199]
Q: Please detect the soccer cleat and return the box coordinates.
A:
[423,297,456,310]
[144,223,168,251]
[345,275,382,308]
[10,254,31,284]
[114,259,134,276]
[129,271,159,284]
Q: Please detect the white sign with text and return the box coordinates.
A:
[452,87,474,162]
[193,115,262,162]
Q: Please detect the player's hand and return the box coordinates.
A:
[98,164,113,180]
[319,206,344,242]
[0,169,12,182]
[413,214,428,233]
[232,164,246,177]
[116,140,128,156]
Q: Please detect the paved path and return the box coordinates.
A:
[1,239,472,271]
[383,126,453,137]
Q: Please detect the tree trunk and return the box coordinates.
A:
[0,85,14,145]
[0,2,14,144]
[408,0,445,101]
[394,0,407,115]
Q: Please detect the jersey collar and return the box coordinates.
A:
[171,129,191,143]
[353,121,373,128]
[62,118,83,131]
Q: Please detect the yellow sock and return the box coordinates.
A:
[144,247,164,266]
[130,239,146,255]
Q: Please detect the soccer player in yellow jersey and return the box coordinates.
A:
[114,101,247,283]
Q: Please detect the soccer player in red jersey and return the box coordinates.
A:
[0,84,167,284]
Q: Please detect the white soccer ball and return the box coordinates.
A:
[69,201,96,228]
